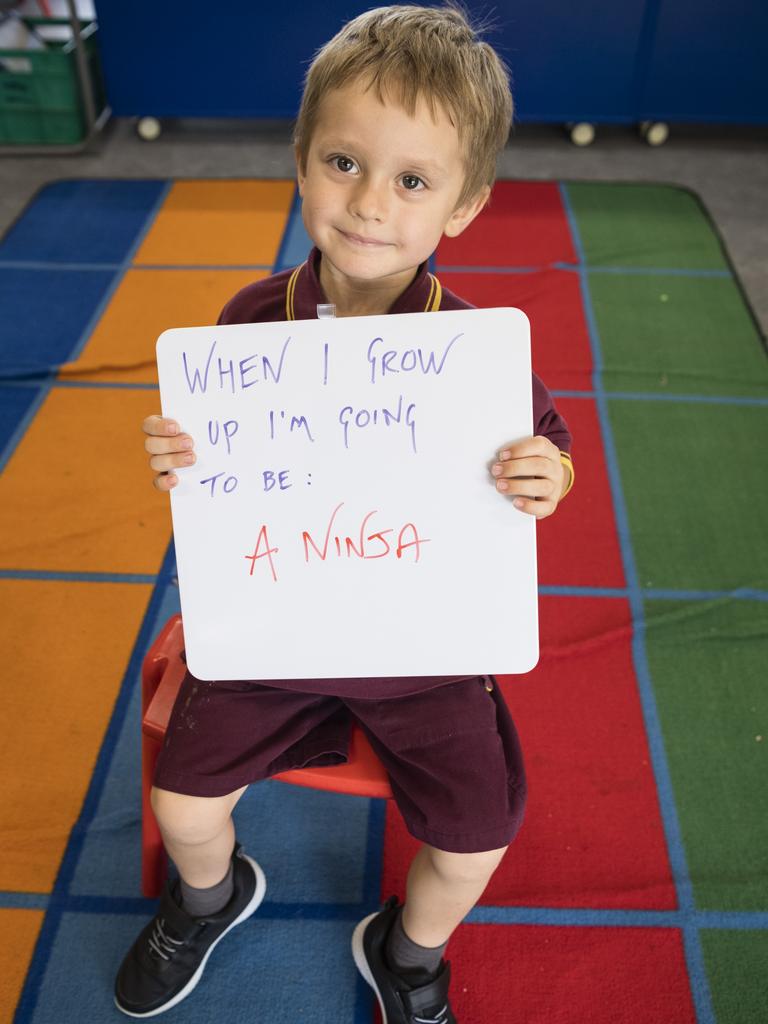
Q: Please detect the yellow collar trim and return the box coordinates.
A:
[285,263,303,321]
[425,273,442,312]
[286,263,441,320]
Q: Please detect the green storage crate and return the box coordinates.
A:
[0,17,106,145]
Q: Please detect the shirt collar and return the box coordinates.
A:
[285,247,442,320]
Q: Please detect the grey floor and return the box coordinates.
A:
[1,117,766,334]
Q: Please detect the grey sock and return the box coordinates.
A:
[385,906,448,985]
[179,861,234,918]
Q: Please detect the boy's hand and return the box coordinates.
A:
[491,436,566,519]
[143,415,195,491]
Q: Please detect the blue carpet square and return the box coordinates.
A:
[70,583,181,898]
[70,579,374,906]
[0,180,167,265]
[235,781,374,905]
[0,385,43,460]
[31,912,360,1023]
[0,267,115,375]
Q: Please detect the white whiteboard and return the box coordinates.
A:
[156,307,538,680]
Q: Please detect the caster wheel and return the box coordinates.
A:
[639,121,669,146]
[568,122,595,146]
[137,116,162,141]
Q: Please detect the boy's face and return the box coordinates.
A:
[297,80,488,296]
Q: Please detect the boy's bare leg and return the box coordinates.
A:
[401,844,508,948]
[116,784,264,1017]
[150,785,247,888]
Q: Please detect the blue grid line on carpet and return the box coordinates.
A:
[0,260,736,278]
[13,541,177,1024]
[4,567,767,606]
[559,181,716,1024]
[6,892,768,931]
[435,264,733,277]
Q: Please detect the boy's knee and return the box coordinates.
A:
[426,844,508,885]
[150,786,234,846]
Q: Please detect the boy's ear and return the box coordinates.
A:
[294,145,306,196]
[444,184,491,238]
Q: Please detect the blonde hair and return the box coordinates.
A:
[294,4,513,208]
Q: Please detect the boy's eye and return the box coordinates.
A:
[400,174,425,191]
[332,155,358,174]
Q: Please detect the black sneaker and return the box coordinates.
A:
[352,897,457,1024]
[114,845,266,1017]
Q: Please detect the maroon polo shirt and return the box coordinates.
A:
[212,247,572,699]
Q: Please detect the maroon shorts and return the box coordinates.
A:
[153,674,527,854]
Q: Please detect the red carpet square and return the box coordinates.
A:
[437,181,578,267]
[537,397,625,589]
[448,923,696,1024]
[440,268,593,392]
[381,598,675,909]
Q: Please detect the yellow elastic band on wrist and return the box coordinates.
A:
[559,451,574,498]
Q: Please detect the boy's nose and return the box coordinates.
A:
[349,178,389,222]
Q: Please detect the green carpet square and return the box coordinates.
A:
[566,183,729,269]
[645,598,768,911]
[590,273,767,397]
[701,930,768,1023]
[609,401,768,591]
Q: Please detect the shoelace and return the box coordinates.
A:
[147,917,185,961]
[413,1006,449,1024]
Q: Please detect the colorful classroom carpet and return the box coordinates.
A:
[0,179,766,1024]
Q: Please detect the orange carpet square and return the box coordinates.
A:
[0,579,152,891]
[0,387,171,574]
[62,269,267,384]
[133,180,294,266]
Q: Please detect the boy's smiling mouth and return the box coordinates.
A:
[337,229,392,248]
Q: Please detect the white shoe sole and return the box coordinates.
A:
[115,854,267,1018]
[351,911,389,1024]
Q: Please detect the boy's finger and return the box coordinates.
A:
[144,434,194,456]
[152,472,178,492]
[511,496,556,518]
[143,414,180,437]
[497,436,555,460]
[491,455,552,479]
[149,451,196,473]
[493,474,555,498]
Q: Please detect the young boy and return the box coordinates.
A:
[117,6,573,1022]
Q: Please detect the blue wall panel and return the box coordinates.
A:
[641,0,768,122]
[93,0,768,124]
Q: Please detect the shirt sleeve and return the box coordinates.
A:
[532,372,574,497]
[533,373,571,451]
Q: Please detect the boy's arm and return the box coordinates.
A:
[143,415,196,491]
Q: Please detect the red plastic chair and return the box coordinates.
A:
[141,615,393,897]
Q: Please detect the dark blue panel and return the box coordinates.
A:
[92,0,768,124]
[0,180,166,264]
[0,268,115,377]
[641,1,768,121]
[94,0,358,117]
[0,385,40,453]
[493,0,647,121]
[93,1,646,122]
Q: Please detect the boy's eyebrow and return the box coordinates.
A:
[320,138,448,179]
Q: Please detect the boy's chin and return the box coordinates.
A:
[323,248,423,284]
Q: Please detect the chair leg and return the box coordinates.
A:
[141,733,168,898]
